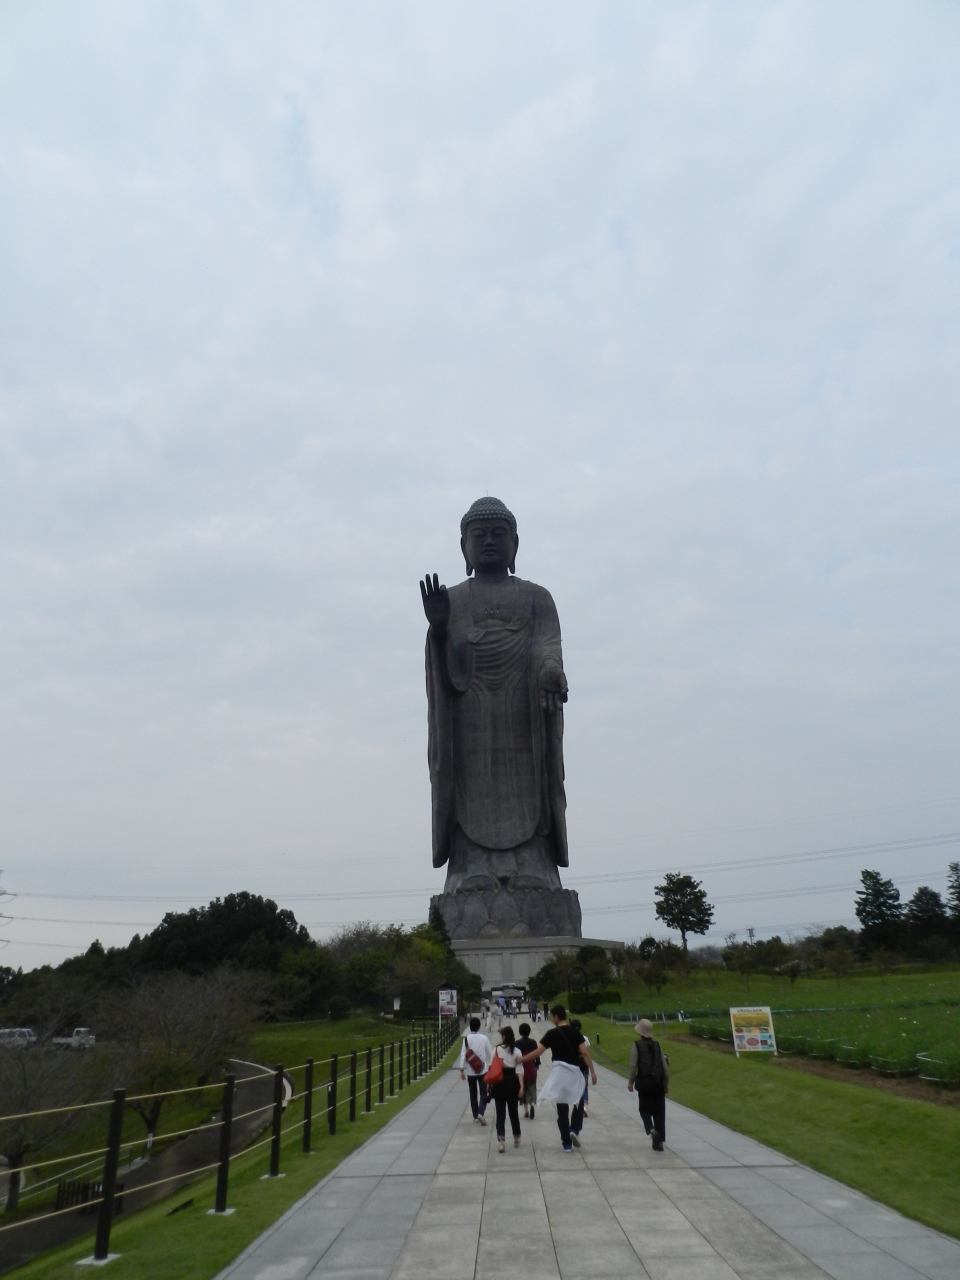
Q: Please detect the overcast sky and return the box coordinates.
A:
[2,3,959,971]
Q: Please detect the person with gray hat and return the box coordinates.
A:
[628,1018,669,1151]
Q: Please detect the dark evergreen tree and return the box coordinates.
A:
[947,861,960,935]
[904,885,950,955]
[854,870,903,951]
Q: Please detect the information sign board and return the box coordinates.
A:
[438,989,458,1019]
[729,1006,777,1056]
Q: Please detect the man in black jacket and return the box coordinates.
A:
[627,1018,669,1151]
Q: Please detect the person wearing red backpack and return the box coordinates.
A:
[627,1018,669,1151]
[487,1024,524,1152]
[459,1016,493,1124]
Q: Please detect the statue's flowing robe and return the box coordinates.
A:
[426,576,568,872]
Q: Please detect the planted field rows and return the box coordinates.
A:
[687,1003,960,1080]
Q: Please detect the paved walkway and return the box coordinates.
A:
[214,1054,960,1280]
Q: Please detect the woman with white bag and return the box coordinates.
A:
[520,1004,596,1152]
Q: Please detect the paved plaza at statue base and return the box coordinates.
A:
[215,1054,960,1280]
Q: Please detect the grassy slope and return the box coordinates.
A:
[248,1015,426,1070]
[14,1037,459,1280]
[581,1014,960,1239]
[18,1018,416,1211]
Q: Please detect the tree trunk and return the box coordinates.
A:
[5,1161,22,1213]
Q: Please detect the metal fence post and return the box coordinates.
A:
[302,1059,314,1153]
[398,1038,403,1092]
[406,1037,411,1085]
[328,1053,338,1136]
[349,1051,357,1121]
[389,1042,395,1096]
[378,1044,385,1104]
[365,1046,372,1112]
[269,1065,283,1177]
[214,1074,235,1212]
[93,1088,125,1261]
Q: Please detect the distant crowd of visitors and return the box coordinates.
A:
[458,1005,668,1154]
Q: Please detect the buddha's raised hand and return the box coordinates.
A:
[420,572,450,631]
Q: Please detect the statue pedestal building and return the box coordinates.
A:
[430,883,582,940]
[450,934,623,989]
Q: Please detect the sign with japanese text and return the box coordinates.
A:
[729,1006,777,1056]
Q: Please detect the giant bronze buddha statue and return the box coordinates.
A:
[421,498,582,938]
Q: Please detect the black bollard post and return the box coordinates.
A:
[378,1044,385,1104]
[214,1074,235,1212]
[328,1053,338,1136]
[269,1065,283,1177]
[302,1059,314,1154]
[349,1050,357,1121]
[93,1088,125,1260]
[389,1042,395,1096]
[365,1046,372,1112]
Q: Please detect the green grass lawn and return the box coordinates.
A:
[11,1037,460,1280]
[581,1014,960,1239]
[248,1014,431,1071]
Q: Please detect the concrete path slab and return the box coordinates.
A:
[213,1043,959,1280]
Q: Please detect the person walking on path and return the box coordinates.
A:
[515,1022,539,1119]
[628,1018,669,1151]
[520,1004,596,1152]
[459,1016,493,1124]
[489,1025,524,1152]
[569,1019,591,1138]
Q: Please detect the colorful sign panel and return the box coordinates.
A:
[729,1006,777,1056]
[438,989,458,1018]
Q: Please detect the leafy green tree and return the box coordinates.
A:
[575,944,612,989]
[722,936,756,987]
[750,936,795,974]
[642,954,671,996]
[530,951,576,1001]
[854,870,903,951]
[280,947,345,1017]
[138,892,314,974]
[825,946,854,984]
[654,874,714,951]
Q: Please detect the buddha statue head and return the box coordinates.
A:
[460,497,519,577]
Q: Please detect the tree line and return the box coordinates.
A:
[529,861,960,1002]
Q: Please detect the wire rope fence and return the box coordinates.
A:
[0,1016,463,1262]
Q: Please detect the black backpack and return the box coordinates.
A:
[635,1038,664,1086]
